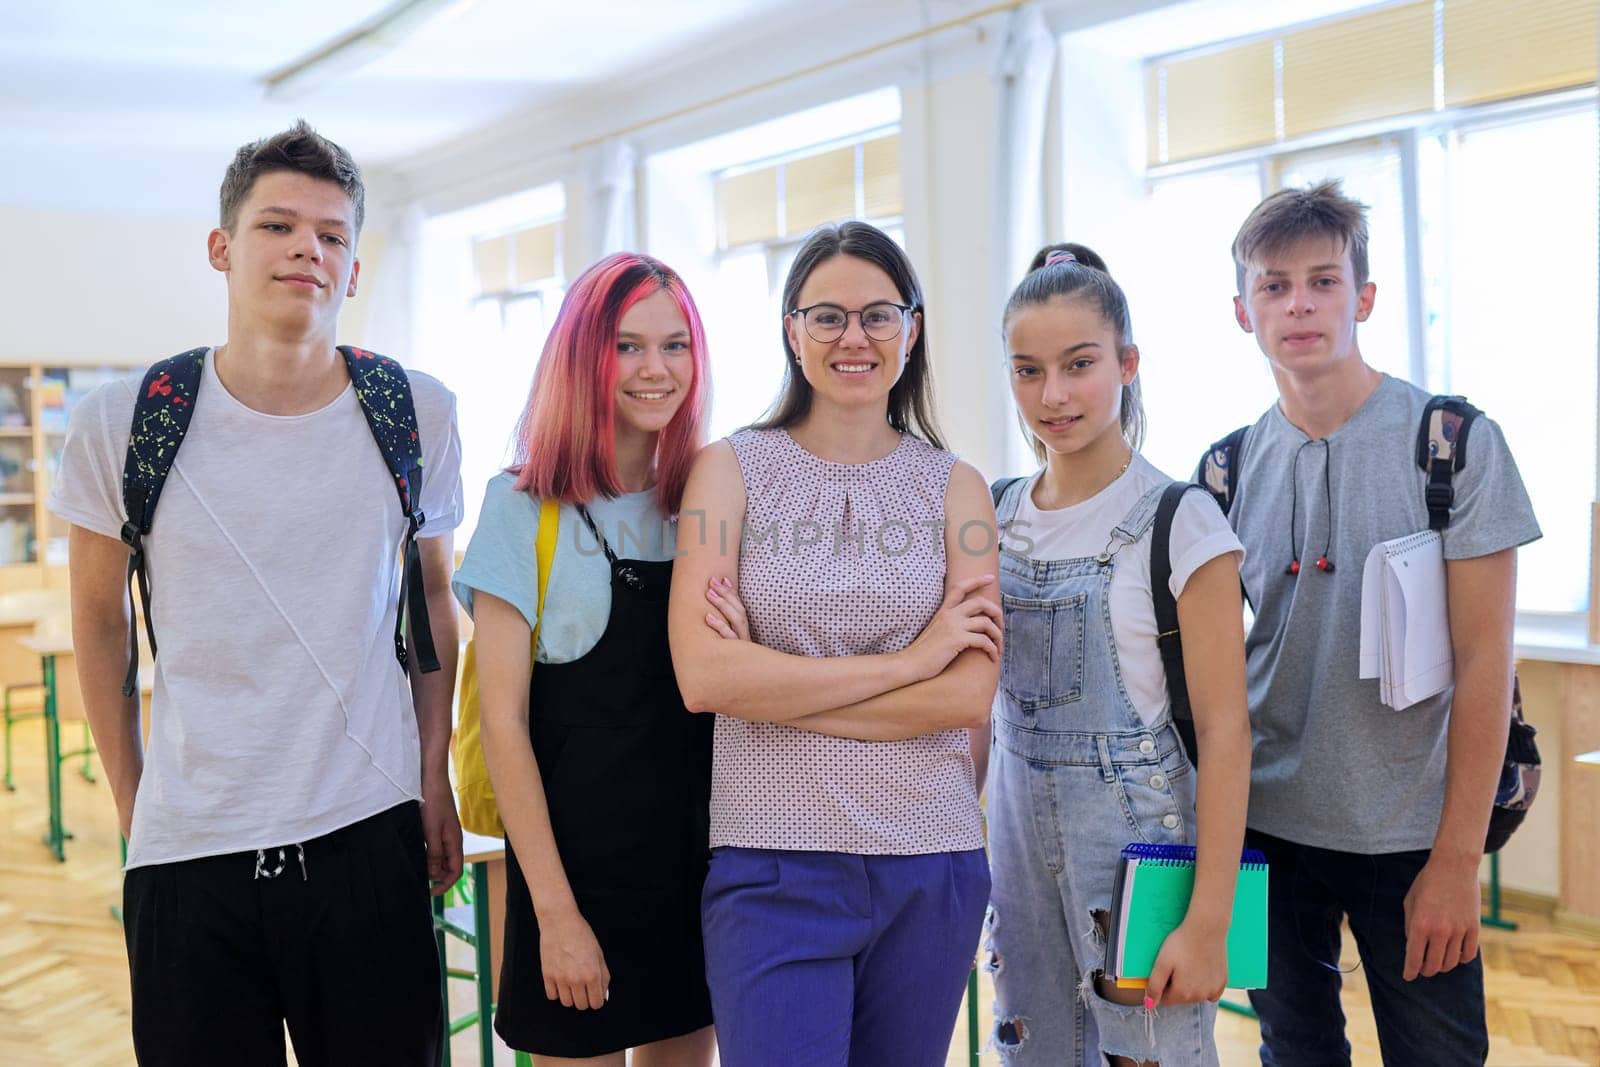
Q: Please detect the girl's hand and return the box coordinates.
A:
[902,574,1002,681]
[704,576,750,641]
[538,908,611,1011]
[1145,916,1229,1007]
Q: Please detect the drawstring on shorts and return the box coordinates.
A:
[253,843,308,882]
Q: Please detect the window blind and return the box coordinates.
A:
[714,133,903,250]
[472,221,560,298]
[1147,0,1598,166]
[1443,0,1599,107]
[1281,1,1434,139]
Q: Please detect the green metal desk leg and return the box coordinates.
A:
[1219,997,1257,1018]
[967,968,979,1064]
[3,687,15,791]
[473,862,494,1067]
[42,653,67,861]
[1482,852,1518,931]
[433,895,452,1067]
[80,722,96,782]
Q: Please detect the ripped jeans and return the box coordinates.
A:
[984,721,1218,1066]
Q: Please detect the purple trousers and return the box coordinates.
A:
[701,846,989,1066]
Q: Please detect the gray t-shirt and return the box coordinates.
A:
[1225,375,1540,853]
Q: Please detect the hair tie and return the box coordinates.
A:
[1045,250,1077,266]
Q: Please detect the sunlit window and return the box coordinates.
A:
[413,184,565,536]
[647,88,903,440]
[1126,164,1277,479]
[1125,100,1594,614]
[1437,108,1597,612]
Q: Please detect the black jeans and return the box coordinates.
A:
[122,803,443,1067]
[1246,828,1488,1067]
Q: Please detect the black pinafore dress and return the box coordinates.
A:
[494,505,714,1057]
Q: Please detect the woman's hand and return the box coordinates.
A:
[703,576,750,641]
[1145,915,1229,1007]
[538,908,611,1010]
[901,574,1002,681]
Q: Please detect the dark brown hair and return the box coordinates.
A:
[219,119,365,235]
[1005,242,1145,460]
[753,221,945,449]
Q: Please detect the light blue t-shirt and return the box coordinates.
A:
[452,473,676,663]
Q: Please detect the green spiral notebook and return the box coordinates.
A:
[1104,843,1269,990]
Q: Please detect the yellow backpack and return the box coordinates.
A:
[453,497,560,837]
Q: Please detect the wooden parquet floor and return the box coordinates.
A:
[2,716,1597,1066]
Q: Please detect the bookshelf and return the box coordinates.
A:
[0,363,134,592]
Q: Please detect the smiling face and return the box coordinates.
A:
[783,253,920,413]
[1235,235,1376,378]
[613,287,694,443]
[207,170,359,343]
[1007,294,1138,459]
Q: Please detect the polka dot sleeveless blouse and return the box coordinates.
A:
[710,428,985,855]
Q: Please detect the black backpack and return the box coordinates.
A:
[990,477,1216,767]
[1195,395,1541,853]
[117,345,440,697]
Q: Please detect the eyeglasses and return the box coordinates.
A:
[789,302,913,343]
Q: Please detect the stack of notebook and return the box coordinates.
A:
[1103,843,1269,990]
[1359,530,1453,710]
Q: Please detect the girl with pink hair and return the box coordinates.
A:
[452,252,715,1065]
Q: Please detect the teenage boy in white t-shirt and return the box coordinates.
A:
[50,121,464,1067]
[1209,181,1539,1066]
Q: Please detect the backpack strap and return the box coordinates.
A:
[990,476,1025,510]
[1195,426,1249,516]
[339,345,440,675]
[118,348,207,696]
[533,498,559,647]
[1151,481,1214,766]
[1415,395,1481,532]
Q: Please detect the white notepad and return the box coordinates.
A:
[1359,531,1452,710]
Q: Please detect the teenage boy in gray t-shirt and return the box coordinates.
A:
[1204,180,1539,1066]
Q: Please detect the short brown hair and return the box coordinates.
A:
[218,120,365,235]
[1231,179,1369,293]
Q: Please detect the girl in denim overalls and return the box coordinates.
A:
[985,245,1253,1066]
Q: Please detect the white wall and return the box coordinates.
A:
[0,205,223,366]
[0,203,396,368]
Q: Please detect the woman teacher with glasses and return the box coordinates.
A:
[668,221,1001,1065]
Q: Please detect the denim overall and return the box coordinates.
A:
[985,479,1218,1066]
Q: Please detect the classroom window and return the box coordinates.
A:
[414,184,566,536]
[647,88,902,438]
[1127,1,1597,616]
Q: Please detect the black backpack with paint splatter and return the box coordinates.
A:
[116,345,440,697]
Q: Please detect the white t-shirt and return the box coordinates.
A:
[1008,454,1244,727]
[47,350,463,869]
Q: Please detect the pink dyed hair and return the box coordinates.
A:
[510,252,709,512]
